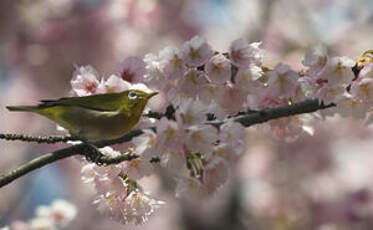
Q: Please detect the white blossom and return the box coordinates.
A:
[206,53,231,84]
[182,36,214,67]
[229,38,263,67]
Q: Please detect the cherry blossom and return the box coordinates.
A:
[117,56,145,83]
[35,200,77,228]
[359,63,373,79]
[315,85,345,105]
[302,44,328,76]
[176,177,208,201]
[216,83,247,115]
[103,75,131,93]
[206,53,232,84]
[317,56,355,86]
[182,36,214,67]
[177,69,208,99]
[1,200,76,230]
[235,65,263,94]
[159,46,185,80]
[132,129,158,160]
[229,38,263,67]
[122,190,165,225]
[143,53,166,89]
[185,125,218,160]
[156,117,184,153]
[350,78,373,105]
[175,98,207,127]
[336,93,367,119]
[203,158,229,194]
[219,121,247,156]
[71,65,103,96]
[266,63,299,98]
[121,158,153,180]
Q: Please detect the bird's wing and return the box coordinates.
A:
[39,92,125,112]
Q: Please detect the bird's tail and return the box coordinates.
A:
[6,105,39,112]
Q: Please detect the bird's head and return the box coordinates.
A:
[123,90,158,114]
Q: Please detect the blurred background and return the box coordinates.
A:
[0,0,372,229]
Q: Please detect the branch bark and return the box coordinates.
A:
[0,98,334,188]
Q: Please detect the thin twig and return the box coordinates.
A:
[0,134,78,143]
[0,98,334,188]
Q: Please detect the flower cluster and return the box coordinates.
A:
[1,200,76,230]
[67,36,371,225]
[302,46,373,121]
[81,147,164,225]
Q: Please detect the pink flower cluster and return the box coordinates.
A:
[302,45,373,121]
[1,200,76,230]
[67,36,370,225]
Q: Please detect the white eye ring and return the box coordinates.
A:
[128,91,138,100]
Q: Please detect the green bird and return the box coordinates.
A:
[6,90,158,141]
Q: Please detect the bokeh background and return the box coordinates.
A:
[0,0,373,229]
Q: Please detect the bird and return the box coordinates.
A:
[6,90,158,141]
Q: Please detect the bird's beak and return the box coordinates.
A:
[146,92,158,99]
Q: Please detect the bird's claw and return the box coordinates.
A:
[84,143,105,165]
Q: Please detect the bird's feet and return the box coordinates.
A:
[83,142,105,165]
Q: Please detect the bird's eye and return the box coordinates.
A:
[128,91,138,100]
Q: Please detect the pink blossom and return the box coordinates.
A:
[235,65,263,94]
[337,93,367,119]
[229,38,263,67]
[206,53,231,84]
[205,102,227,120]
[176,98,207,127]
[103,75,131,93]
[71,65,104,96]
[219,121,247,156]
[216,83,247,115]
[315,86,345,105]
[182,36,214,67]
[176,177,208,201]
[156,117,184,154]
[203,158,229,194]
[159,46,185,80]
[94,195,126,224]
[198,84,224,105]
[160,151,187,176]
[94,176,126,198]
[350,78,373,105]
[302,44,328,76]
[117,56,145,83]
[177,69,208,99]
[80,147,122,181]
[317,56,355,87]
[246,89,283,110]
[121,158,153,181]
[128,82,154,93]
[122,190,165,225]
[211,143,237,163]
[358,62,373,79]
[266,63,299,98]
[81,163,96,183]
[143,53,166,89]
[132,129,158,160]
[35,200,77,228]
[268,115,314,141]
[185,125,218,159]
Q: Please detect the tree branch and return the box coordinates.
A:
[0,98,334,188]
[207,99,335,127]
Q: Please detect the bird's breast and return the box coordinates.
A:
[50,106,133,141]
